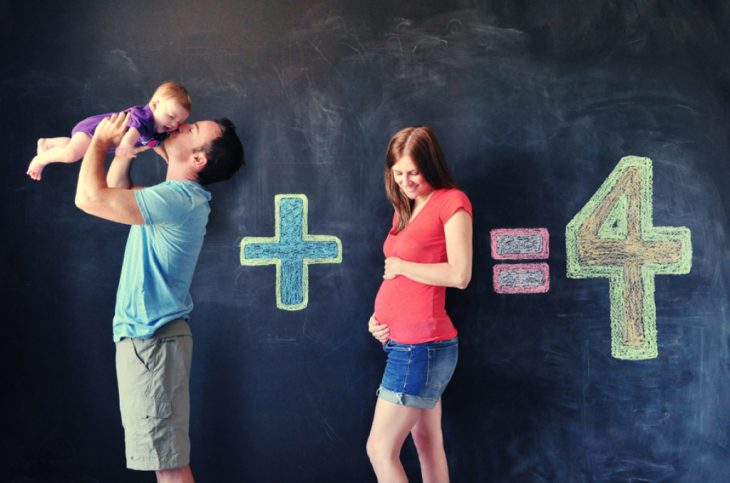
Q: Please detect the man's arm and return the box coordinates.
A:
[75,112,145,225]
[106,155,134,189]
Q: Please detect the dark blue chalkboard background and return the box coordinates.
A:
[3,1,730,481]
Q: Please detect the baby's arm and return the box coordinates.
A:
[114,126,141,158]
[107,145,151,189]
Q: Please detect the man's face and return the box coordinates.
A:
[161,120,222,164]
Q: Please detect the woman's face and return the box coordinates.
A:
[391,155,433,201]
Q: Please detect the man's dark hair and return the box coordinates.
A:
[197,118,244,186]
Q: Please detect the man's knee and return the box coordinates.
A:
[155,465,194,483]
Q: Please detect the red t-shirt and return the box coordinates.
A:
[373,189,472,343]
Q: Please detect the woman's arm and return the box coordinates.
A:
[383,209,472,289]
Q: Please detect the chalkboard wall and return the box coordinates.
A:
[3,1,730,481]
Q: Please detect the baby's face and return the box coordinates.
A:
[150,97,190,133]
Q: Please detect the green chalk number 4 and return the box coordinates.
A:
[566,156,692,360]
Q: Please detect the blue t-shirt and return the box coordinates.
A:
[112,181,212,342]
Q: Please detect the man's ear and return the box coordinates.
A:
[192,152,208,171]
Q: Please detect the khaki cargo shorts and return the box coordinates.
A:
[115,319,193,471]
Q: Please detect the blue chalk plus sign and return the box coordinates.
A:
[240,194,342,311]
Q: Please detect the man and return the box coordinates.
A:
[75,112,244,482]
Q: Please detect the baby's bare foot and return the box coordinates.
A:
[27,157,45,181]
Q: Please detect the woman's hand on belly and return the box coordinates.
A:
[368,313,389,345]
[383,257,403,280]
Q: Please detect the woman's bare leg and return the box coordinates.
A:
[411,399,449,483]
[367,397,424,482]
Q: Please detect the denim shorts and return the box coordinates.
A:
[377,337,458,409]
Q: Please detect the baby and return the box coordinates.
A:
[27,81,191,180]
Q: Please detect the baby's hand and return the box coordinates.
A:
[114,145,137,159]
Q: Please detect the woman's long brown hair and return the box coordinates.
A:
[384,126,456,231]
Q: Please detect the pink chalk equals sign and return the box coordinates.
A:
[490,228,550,294]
